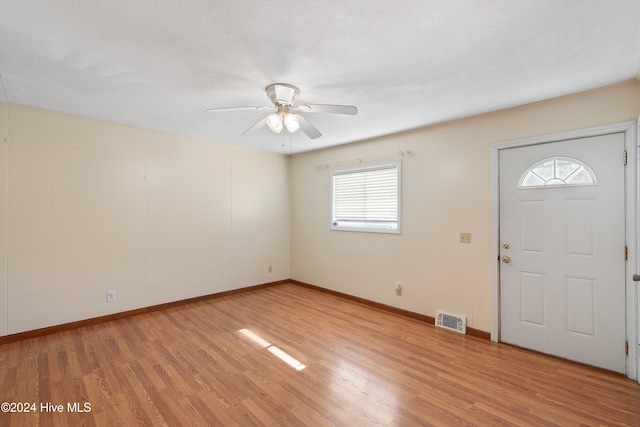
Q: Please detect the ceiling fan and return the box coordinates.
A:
[206,83,358,139]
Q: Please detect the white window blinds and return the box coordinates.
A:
[331,161,401,233]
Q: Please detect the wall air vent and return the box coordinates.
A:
[435,310,466,334]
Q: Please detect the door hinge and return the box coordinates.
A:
[624,246,628,261]
[626,341,629,356]
[623,150,627,166]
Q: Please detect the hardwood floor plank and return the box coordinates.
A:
[241,368,300,412]
[121,361,169,426]
[143,385,182,426]
[289,402,336,427]
[1,283,640,426]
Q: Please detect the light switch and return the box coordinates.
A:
[460,232,472,244]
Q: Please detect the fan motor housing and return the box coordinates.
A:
[266,83,299,106]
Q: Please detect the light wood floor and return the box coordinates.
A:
[1,283,639,426]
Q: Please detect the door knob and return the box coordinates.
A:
[633,274,640,282]
[501,255,511,264]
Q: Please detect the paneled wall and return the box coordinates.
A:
[0,103,290,336]
[290,80,640,333]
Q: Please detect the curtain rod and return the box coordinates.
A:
[314,150,411,169]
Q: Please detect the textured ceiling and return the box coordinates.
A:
[1,1,640,154]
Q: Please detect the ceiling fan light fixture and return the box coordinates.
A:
[266,113,283,133]
[283,113,300,133]
[206,83,357,140]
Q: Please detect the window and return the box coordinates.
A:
[330,160,401,233]
[519,157,596,189]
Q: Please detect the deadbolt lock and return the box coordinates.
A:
[501,255,511,264]
[502,242,511,249]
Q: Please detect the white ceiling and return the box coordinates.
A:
[1,1,640,154]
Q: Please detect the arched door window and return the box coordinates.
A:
[519,157,597,189]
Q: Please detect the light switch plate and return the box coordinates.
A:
[460,232,472,244]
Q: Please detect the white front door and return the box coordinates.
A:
[499,133,627,373]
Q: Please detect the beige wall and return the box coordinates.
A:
[290,80,640,333]
[0,103,290,336]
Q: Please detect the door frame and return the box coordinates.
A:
[490,121,638,381]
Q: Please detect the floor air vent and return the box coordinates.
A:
[435,310,466,334]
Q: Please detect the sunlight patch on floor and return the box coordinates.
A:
[239,328,306,371]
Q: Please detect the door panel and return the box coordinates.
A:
[566,276,597,338]
[521,200,545,252]
[566,198,595,257]
[500,133,626,373]
[520,271,546,327]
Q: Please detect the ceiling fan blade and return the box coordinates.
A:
[206,106,273,113]
[294,104,358,115]
[298,116,322,139]
[241,117,267,136]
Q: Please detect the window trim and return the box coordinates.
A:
[330,160,402,234]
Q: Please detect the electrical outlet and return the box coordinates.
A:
[395,283,402,296]
[106,290,116,302]
[460,232,472,244]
